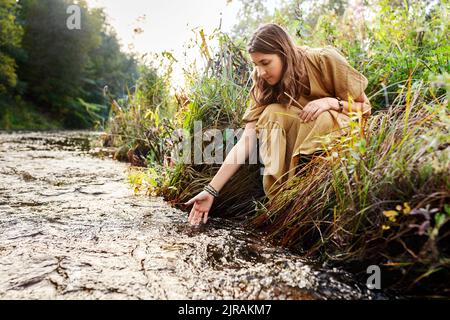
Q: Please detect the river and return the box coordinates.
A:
[0,131,384,299]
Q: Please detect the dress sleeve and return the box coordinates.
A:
[319,46,368,101]
[241,98,265,124]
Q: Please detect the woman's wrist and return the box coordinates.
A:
[203,184,219,198]
[326,97,343,112]
[208,180,222,194]
[202,190,216,200]
[323,97,335,111]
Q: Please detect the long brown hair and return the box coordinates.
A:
[247,23,309,109]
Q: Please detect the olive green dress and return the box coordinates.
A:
[241,46,370,201]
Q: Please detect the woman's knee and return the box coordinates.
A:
[258,103,293,124]
[313,111,336,130]
[261,103,285,117]
[316,110,333,122]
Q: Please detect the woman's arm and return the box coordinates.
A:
[185,120,257,225]
[299,93,371,123]
[328,93,371,117]
[209,120,257,192]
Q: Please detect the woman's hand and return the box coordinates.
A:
[299,97,333,123]
[184,190,215,225]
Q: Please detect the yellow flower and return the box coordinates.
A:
[383,210,398,218]
[383,210,398,223]
[403,202,411,214]
[382,225,391,230]
[396,205,402,211]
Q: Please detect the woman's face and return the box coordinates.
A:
[249,52,283,86]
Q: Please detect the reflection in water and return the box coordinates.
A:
[0,131,386,299]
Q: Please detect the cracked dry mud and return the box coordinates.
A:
[0,131,380,300]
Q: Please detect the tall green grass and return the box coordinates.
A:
[104,62,176,166]
[248,75,449,294]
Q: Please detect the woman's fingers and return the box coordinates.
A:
[311,108,323,121]
[299,110,306,122]
[189,207,200,224]
[189,209,197,225]
[199,211,206,225]
[192,210,200,225]
[184,197,197,206]
[188,207,196,224]
[305,106,318,122]
[301,113,312,123]
[300,109,313,122]
[197,212,205,225]
[301,103,325,122]
[187,208,209,225]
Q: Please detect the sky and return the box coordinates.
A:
[86,0,279,91]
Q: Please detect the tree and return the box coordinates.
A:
[17,0,102,111]
[230,0,271,40]
[15,0,139,128]
[83,25,139,107]
[0,0,24,95]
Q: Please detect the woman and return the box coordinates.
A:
[185,23,371,226]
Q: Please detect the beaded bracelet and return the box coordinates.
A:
[203,184,219,198]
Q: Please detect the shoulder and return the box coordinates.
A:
[315,46,369,97]
[318,46,350,66]
[297,45,323,61]
[297,45,349,67]
[317,46,365,81]
[296,45,326,72]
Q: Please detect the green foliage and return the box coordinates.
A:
[62,98,109,129]
[230,0,271,39]
[0,96,62,130]
[297,0,448,109]
[0,0,139,129]
[18,0,101,109]
[104,59,177,166]
[134,63,173,119]
[83,27,139,107]
[0,0,24,94]
[116,30,260,216]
